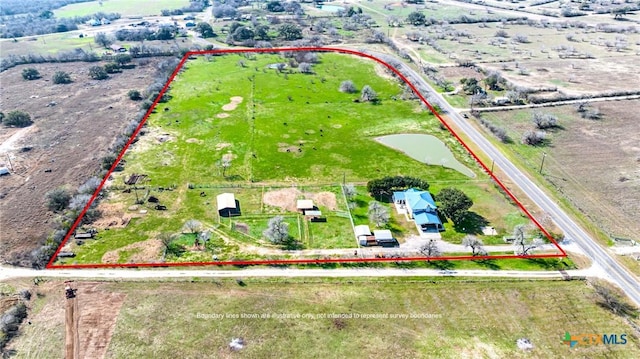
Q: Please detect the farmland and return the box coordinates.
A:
[5,277,640,358]
[0,60,165,266]
[54,0,190,18]
[54,51,549,265]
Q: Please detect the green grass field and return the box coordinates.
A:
[10,278,639,358]
[54,0,190,18]
[59,52,545,265]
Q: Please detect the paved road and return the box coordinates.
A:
[371,52,640,306]
[0,265,594,282]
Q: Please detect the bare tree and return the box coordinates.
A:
[360,85,378,102]
[183,219,203,234]
[159,233,177,257]
[513,225,544,255]
[420,239,441,258]
[263,216,290,244]
[342,183,356,199]
[368,201,390,227]
[521,130,546,146]
[339,80,357,93]
[462,235,487,256]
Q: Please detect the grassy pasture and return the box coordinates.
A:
[54,0,190,18]
[9,278,639,358]
[61,52,544,265]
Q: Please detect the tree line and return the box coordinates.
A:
[1,11,121,38]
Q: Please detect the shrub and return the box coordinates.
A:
[339,80,357,93]
[52,71,72,84]
[360,85,378,102]
[128,89,142,101]
[21,67,40,80]
[521,130,546,146]
[3,110,32,127]
[89,66,108,80]
[531,112,558,129]
[45,187,71,212]
[103,62,120,74]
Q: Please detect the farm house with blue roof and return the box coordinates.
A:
[393,188,444,234]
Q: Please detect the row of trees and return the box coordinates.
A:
[1,11,120,38]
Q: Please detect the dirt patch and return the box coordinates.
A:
[277,143,300,153]
[0,60,163,265]
[102,239,163,264]
[215,142,231,151]
[221,96,243,111]
[311,192,337,210]
[263,188,302,212]
[92,202,133,229]
[156,133,174,143]
[216,113,230,118]
[186,138,203,144]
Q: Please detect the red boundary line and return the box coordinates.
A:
[46,47,565,270]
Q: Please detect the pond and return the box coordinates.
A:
[376,134,475,178]
[319,5,345,12]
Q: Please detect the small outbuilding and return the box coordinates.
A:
[374,229,397,247]
[109,44,127,52]
[0,167,9,176]
[296,199,314,212]
[217,193,240,217]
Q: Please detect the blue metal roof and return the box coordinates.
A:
[414,211,442,226]
[405,188,437,212]
[392,191,405,201]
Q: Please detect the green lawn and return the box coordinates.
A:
[12,278,639,358]
[54,0,190,17]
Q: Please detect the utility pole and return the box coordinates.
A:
[490,159,495,174]
[64,282,79,359]
[539,152,546,174]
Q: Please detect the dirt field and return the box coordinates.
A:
[5,280,126,358]
[0,60,162,265]
[486,100,640,240]
[263,188,337,212]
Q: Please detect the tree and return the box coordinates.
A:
[68,193,92,212]
[483,72,503,91]
[104,63,120,74]
[267,1,285,12]
[78,177,101,195]
[3,110,32,127]
[593,283,638,317]
[254,25,270,41]
[343,184,356,199]
[21,68,40,80]
[494,30,508,38]
[195,22,215,38]
[512,224,543,255]
[298,62,312,74]
[89,66,108,80]
[183,219,203,234]
[462,235,487,256]
[232,26,254,41]
[278,23,302,40]
[531,112,558,129]
[419,239,441,258]
[339,80,357,93]
[263,216,290,244]
[46,187,71,212]
[461,78,483,95]
[113,53,132,66]
[158,233,177,257]
[368,202,390,227]
[407,12,426,26]
[0,112,4,124]
[437,187,473,224]
[367,176,430,199]
[220,156,232,177]
[521,130,546,146]
[94,32,112,48]
[128,90,142,101]
[360,85,378,102]
[52,71,72,84]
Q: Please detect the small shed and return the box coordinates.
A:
[217,193,240,217]
[354,225,372,238]
[0,167,9,176]
[109,44,126,52]
[296,199,314,212]
[374,230,396,246]
[304,210,322,217]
